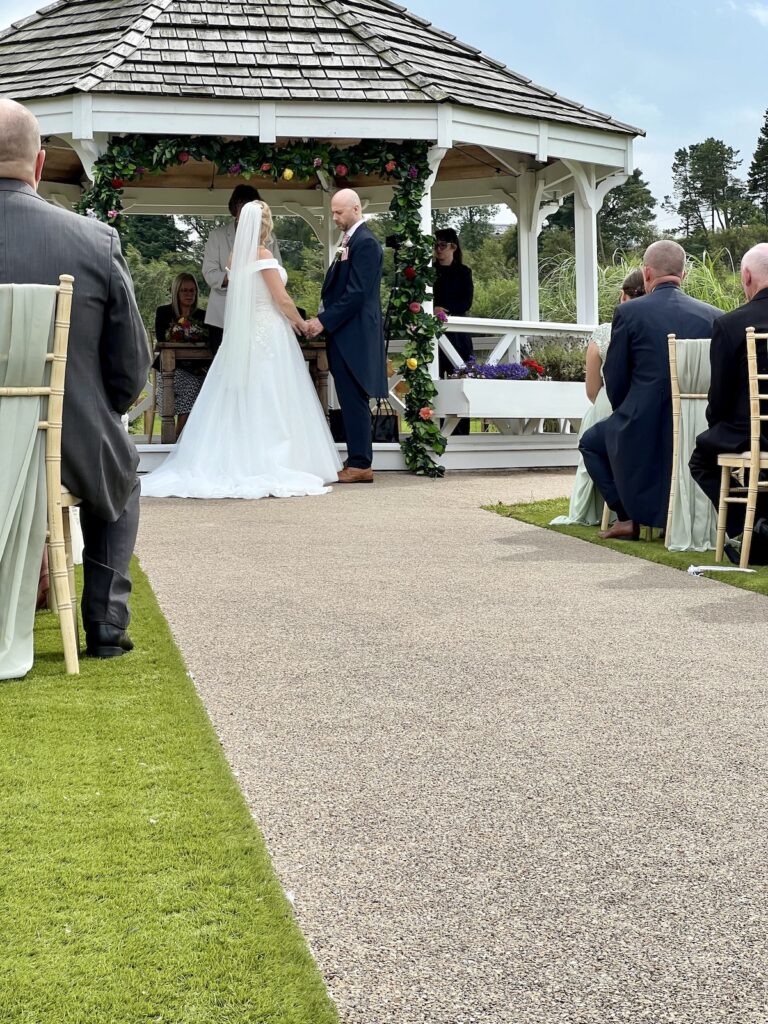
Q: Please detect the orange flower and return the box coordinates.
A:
[418,406,433,420]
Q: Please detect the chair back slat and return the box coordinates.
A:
[745,328,768,469]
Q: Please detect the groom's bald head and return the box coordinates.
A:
[331,188,363,231]
[0,99,45,188]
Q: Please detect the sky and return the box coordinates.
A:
[1,0,766,230]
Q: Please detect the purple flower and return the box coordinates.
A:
[135,166,145,175]
[435,309,448,323]
[229,163,242,175]
[408,166,418,179]
[450,357,530,381]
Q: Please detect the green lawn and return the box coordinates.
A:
[488,496,768,597]
[0,562,338,1024]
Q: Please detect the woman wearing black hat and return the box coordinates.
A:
[434,228,474,434]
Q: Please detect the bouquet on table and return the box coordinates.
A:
[165,318,209,345]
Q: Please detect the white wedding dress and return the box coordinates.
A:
[141,203,342,499]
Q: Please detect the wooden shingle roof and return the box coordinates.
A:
[0,0,639,135]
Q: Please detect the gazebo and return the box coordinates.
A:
[0,0,643,472]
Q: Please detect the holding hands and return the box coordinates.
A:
[304,317,324,339]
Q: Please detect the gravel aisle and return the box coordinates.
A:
[136,470,767,1024]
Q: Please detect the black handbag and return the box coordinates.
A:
[371,398,399,443]
[329,399,399,443]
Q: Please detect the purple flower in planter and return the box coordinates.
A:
[229,163,242,175]
[408,166,418,179]
[450,357,530,381]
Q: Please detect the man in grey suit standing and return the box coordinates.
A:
[0,99,150,658]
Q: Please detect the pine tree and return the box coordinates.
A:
[597,169,657,259]
[748,110,768,222]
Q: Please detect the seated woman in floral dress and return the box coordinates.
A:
[154,273,210,440]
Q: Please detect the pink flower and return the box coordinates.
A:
[313,157,323,168]
[260,162,272,172]
[107,209,118,219]
[385,160,397,173]
[418,407,433,420]
[408,301,422,313]
[178,151,190,163]
[335,163,349,177]
[435,309,448,322]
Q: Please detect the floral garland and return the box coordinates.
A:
[77,135,447,476]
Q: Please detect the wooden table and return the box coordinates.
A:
[157,339,330,444]
[157,343,213,443]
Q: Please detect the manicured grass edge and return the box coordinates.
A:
[485,496,768,598]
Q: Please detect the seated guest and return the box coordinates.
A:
[580,241,722,539]
[690,242,768,561]
[551,269,645,525]
[0,99,148,664]
[434,228,474,435]
[154,273,209,440]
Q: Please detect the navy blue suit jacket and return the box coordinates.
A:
[319,222,387,399]
[602,283,722,526]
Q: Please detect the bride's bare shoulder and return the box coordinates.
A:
[258,247,273,261]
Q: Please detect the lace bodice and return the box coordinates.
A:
[590,322,612,381]
[591,322,611,364]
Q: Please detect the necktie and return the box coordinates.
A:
[343,232,351,246]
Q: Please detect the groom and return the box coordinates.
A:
[305,189,388,483]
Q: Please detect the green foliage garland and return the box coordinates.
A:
[77,135,447,476]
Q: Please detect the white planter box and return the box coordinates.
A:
[433,378,587,420]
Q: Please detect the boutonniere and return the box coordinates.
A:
[333,247,344,263]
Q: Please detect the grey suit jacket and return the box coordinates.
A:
[0,179,149,521]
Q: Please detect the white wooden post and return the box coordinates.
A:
[515,172,540,323]
[423,146,447,380]
[321,189,337,270]
[566,162,628,325]
[567,162,599,325]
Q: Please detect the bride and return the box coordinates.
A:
[141,200,342,499]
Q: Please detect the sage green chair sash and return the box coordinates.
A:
[666,338,716,552]
[0,285,58,680]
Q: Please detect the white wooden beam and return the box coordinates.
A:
[258,101,277,143]
[65,133,109,183]
[71,93,93,141]
[424,145,447,381]
[437,105,454,149]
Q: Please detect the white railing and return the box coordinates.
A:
[386,316,596,416]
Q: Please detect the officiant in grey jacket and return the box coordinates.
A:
[202,184,281,353]
[0,99,149,658]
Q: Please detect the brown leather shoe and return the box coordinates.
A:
[337,466,374,483]
[598,519,639,540]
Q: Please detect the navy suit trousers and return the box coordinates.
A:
[327,343,372,469]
